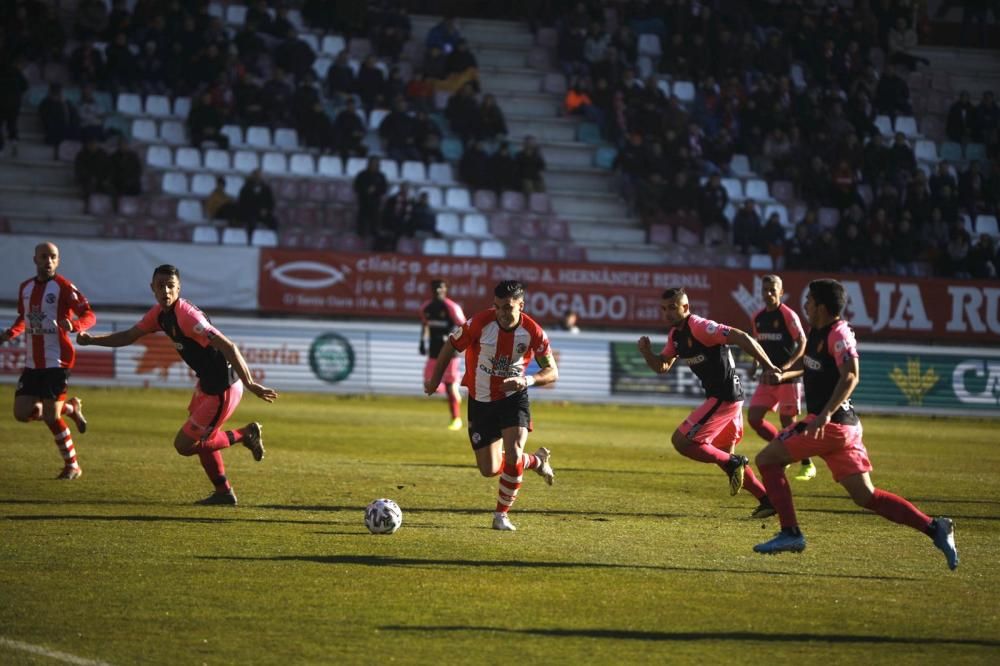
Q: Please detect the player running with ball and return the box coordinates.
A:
[425,280,556,531]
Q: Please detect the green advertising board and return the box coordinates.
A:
[610,342,1000,415]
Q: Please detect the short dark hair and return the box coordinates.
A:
[431,279,446,289]
[152,264,180,280]
[495,280,525,299]
[809,279,846,316]
[661,287,686,300]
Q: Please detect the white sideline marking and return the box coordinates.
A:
[0,637,112,665]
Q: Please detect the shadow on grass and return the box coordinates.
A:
[259,504,690,520]
[405,462,718,478]
[379,625,1000,647]
[3,514,334,526]
[809,493,1000,508]
[199,554,916,581]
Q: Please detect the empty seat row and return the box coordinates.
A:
[117,93,191,118]
[191,225,279,246]
[434,212,492,239]
[421,238,508,259]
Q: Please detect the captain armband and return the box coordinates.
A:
[536,352,555,368]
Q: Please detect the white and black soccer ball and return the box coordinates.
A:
[364,498,403,534]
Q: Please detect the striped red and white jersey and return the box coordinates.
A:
[6,274,96,369]
[450,309,551,402]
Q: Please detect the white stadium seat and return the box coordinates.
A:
[749,253,774,270]
[192,225,219,243]
[131,118,157,142]
[274,128,299,149]
[222,228,249,245]
[145,95,171,117]
[261,152,288,175]
[345,157,368,178]
[145,145,172,168]
[322,34,347,56]
[451,239,479,256]
[204,148,231,171]
[744,179,771,202]
[233,150,260,173]
[379,160,399,181]
[401,160,426,182]
[874,115,893,136]
[178,199,205,223]
[428,162,456,185]
[159,120,186,145]
[116,93,142,115]
[190,173,217,195]
[435,212,461,236]
[422,238,450,255]
[290,153,316,176]
[221,124,243,147]
[894,115,919,137]
[479,240,507,258]
[173,96,192,118]
[729,153,752,177]
[251,229,279,247]
[461,214,491,238]
[246,126,271,148]
[174,147,201,170]
[162,171,188,195]
[318,155,343,177]
[445,187,473,210]
[418,187,443,207]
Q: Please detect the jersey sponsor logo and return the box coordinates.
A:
[45,293,56,304]
[308,332,355,383]
[756,332,784,341]
[515,342,527,354]
[803,355,822,370]
[683,354,706,366]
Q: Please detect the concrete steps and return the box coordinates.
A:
[410,16,534,48]
[505,114,580,143]
[0,185,85,217]
[550,190,628,219]
[0,160,74,187]
[494,92,559,118]
[544,167,614,193]
[478,68,545,95]
[5,212,103,237]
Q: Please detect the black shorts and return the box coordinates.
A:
[15,368,71,401]
[467,390,532,450]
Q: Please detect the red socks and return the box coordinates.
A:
[46,419,79,470]
[496,456,525,513]
[864,488,933,533]
[749,418,779,443]
[679,441,732,465]
[197,450,231,492]
[760,464,798,529]
[739,466,767,500]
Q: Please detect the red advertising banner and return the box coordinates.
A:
[258,249,1000,344]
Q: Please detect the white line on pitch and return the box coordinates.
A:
[0,637,112,666]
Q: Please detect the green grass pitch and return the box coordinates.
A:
[1,387,998,665]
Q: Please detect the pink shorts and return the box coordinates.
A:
[678,398,744,449]
[182,381,244,442]
[777,415,872,482]
[750,382,802,417]
[424,357,461,392]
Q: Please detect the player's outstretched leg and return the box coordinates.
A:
[723,454,749,496]
[63,396,87,434]
[241,422,265,461]
[930,517,959,570]
[531,447,554,485]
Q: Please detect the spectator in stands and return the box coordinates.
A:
[75,138,112,208]
[377,182,414,251]
[874,65,911,118]
[109,136,142,203]
[411,191,436,235]
[699,174,729,243]
[445,82,480,144]
[968,234,998,279]
[379,97,421,163]
[422,46,448,83]
[103,31,136,94]
[784,223,815,271]
[975,91,999,147]
[946,91,976,143]
[263,68,294,127]
[203,176,238,226]
[761,212,787,265]
[664,170,701,241]
[733,199,763,255]
[476,93,507,141]
[235,19,269,74]
[385,65,407,103]
[930,161,958,198]
[38,84,80,154]
[959,161,989,216]
[187,92,229,150]
[425,16,462,54]
[274,25,316,83]
[892,211,922,277]
[245,0,275,38]
[564,79,604,132]
[291,69,323,126]
[405,69,435,112]
[77,85,106,143]
[373,5,411,62]
[559,310,581,334]
[326,51,357,103]
[333,97,367,158]
[887,17,930,71]
[134,40,167,95]
[446,40,479,90]
[414,110,444,164]
[887,132,916,184]
[297,100,336,153]
[234,71,267,127]
[353,156,388,239]
[516,136,547,194]
[357,55,388,113]
[69,39,105,87]
[487,141,519,194]
[839,221,872,273]
[75,0,109,40]
[238,169,278,237]
[459,140,491,191]
[0,56,28,158]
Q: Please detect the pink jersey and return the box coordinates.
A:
[803,318,860,424]
[7,275,95,369]
[660,314,742,402]
[450,309,551,402]
[136,299,220,342]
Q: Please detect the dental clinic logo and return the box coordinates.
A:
[264,259,351,289]
[309,332,355,383]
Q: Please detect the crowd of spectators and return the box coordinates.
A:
[554,0,999,278]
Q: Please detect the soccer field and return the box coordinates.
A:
[0,388,997,665]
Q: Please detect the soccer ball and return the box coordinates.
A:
[364,498,403,534]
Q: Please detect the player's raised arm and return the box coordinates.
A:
[726,327,779,376]
[207,331,278,403]
[76,325,147,348]
[637,335,675,374]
